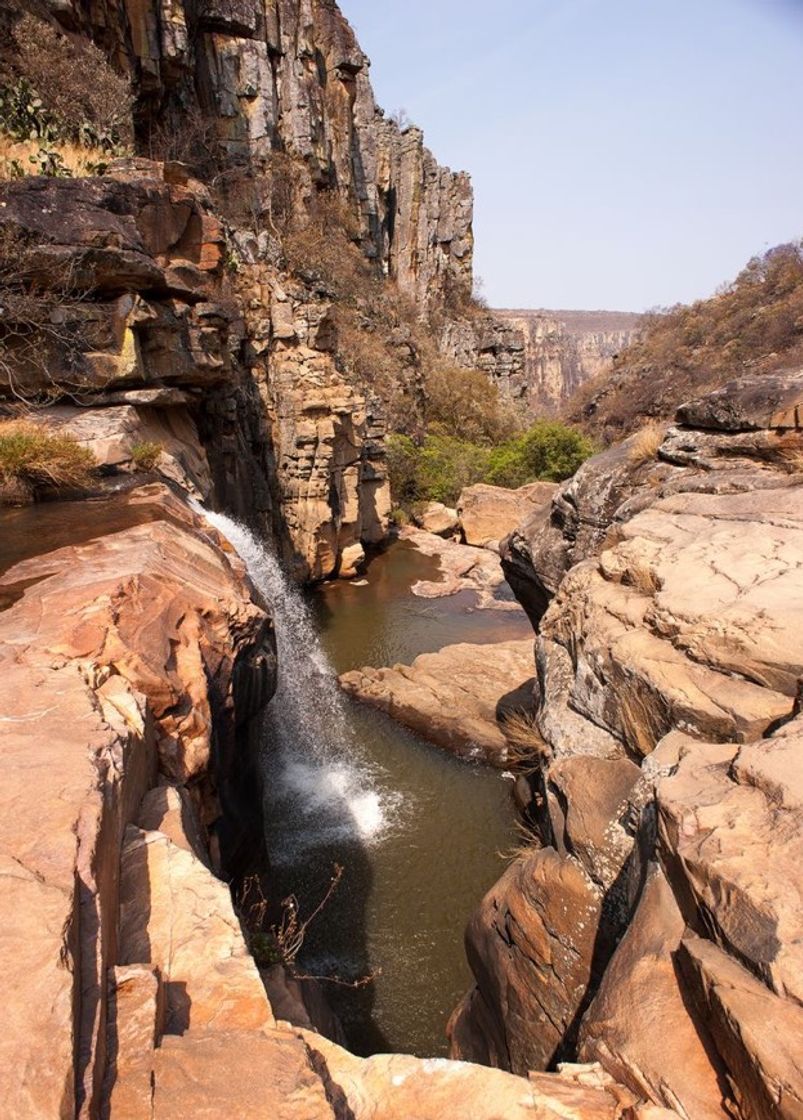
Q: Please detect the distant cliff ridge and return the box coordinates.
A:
[495,308,642,415]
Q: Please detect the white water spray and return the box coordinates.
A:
[195,506,398,854]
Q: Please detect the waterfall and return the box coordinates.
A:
[195,507,399,859]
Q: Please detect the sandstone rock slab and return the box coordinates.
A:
[152,1029,334,1120]
[118,825,274,1035]
[679,936,803,1120]
[339,639,535,765]
[579,868,730,1119]
[458,480,557,548]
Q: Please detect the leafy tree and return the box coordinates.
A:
[416,435,491,505]
[487,421,594,487]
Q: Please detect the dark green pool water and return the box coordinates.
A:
[257,540,532,1057]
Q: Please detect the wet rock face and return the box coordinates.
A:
[454,374,803,1117]
[48,0,473,317]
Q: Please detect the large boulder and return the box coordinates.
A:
[676,369,803,431]
[118,825,274,1034]
[458,480,557,548]
[579,867,729,1119]
[450,846,609,1074]
[418,501,460,537]
[339,639,535,766]
[657,730,803,1004]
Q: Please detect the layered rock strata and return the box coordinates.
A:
[451,372,803,1120]
[44,0,474,317]
[441,309,640,416]
[497,309,641,413]
[0,163,391,580]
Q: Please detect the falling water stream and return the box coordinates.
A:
[192,509,527,1055]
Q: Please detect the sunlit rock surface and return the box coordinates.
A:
[454,374,803,1119]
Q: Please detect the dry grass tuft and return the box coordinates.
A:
[500,708,549,772]
[499,817,544,863]
[628,421,666,467]
[782,449,803,475]
[0,134,109,179]
[777,432,803,474]
[130,440,162,472]
[0,418,96,495]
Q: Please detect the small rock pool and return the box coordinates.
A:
[261,539,533,1057]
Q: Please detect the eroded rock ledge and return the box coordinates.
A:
[450,372,803,1120]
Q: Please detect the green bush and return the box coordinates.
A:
[387,421,592,511]
[486,421,594,488]
[416,435,491,505]
[386,433,420,507]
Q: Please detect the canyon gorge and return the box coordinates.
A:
[0,2,801,1119]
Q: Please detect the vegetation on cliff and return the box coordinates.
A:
[0,417,95,500]
[569,240,803,442]
[0,5,132,177]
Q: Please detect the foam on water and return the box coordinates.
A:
[194,505,399,849]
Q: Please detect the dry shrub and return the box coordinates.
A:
[568,241,803,443]
[424,363,522,445]
[1,10,133,153]
[628,421,666,467]
[0,418,96,495]
[237,865,345,970]
[783,450,803,474]
[214,151,304,237]
[0,224,89,400]
[284,191,374,300]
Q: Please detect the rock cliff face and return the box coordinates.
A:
[0,161,392,579]
[450,370,803,1120]
[45,0,473,317]
[501,309,641,414]
[440,308,640,416]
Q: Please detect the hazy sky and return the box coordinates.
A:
[341,0,803,311]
